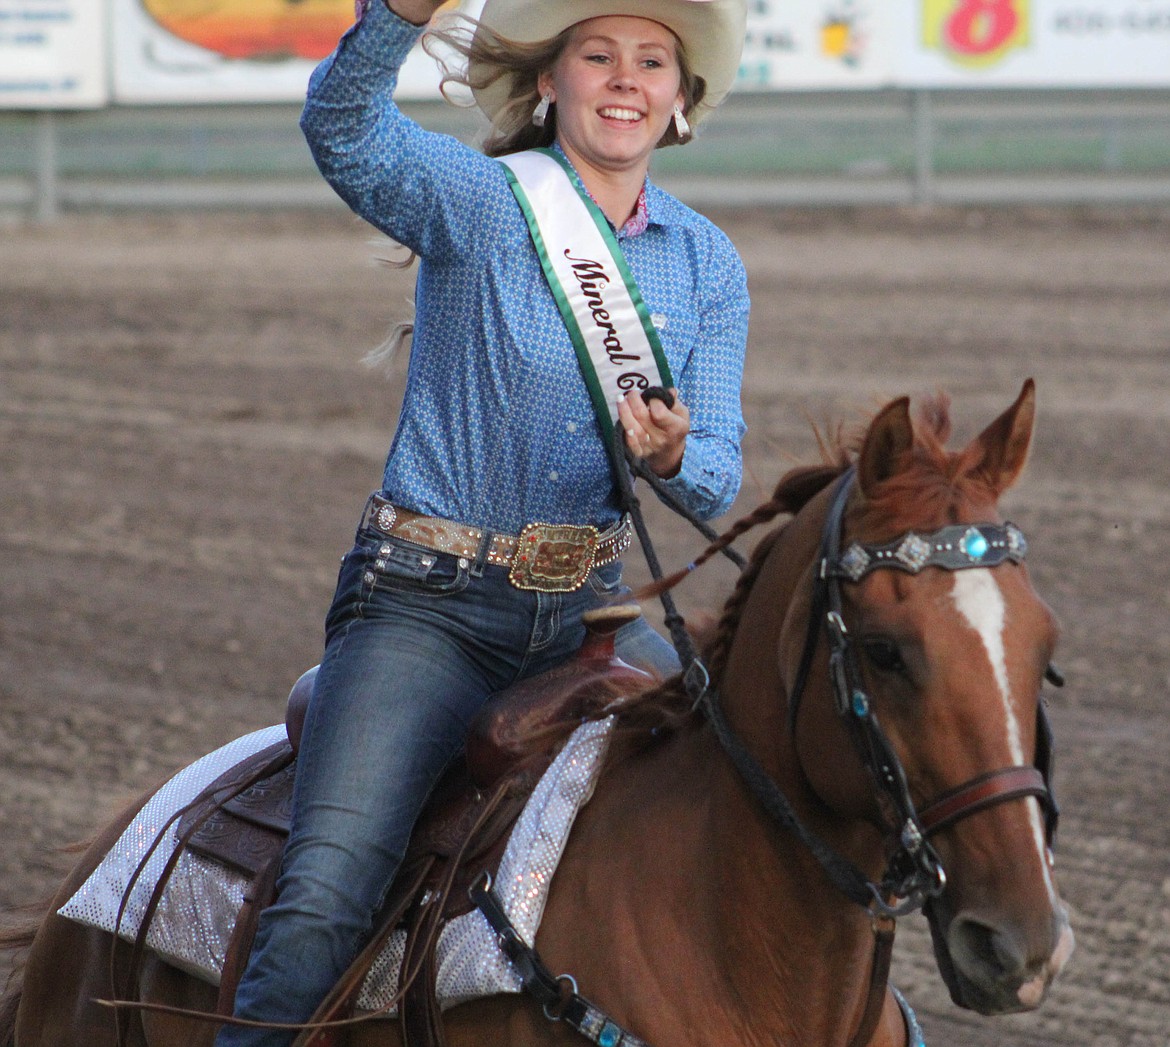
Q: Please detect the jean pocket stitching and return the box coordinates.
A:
[366,548,470,598]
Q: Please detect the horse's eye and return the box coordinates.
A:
[862,637,905,674]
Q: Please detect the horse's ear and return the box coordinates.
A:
[857,396,914,498]
[969,378,1036,495]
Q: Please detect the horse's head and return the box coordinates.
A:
[771,380,1073,1015]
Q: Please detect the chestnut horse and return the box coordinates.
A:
[1,381,1073,1046]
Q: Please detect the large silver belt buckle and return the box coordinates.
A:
[509,523,599,592]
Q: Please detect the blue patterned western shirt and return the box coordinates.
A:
[301,0,750,532]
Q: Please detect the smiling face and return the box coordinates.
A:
[538,16,686,184]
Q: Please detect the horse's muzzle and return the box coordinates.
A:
[928,901,1075,1014]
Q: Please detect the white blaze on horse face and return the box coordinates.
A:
[950,570,1058,903]
[950,570,1019,761]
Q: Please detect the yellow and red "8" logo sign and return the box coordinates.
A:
[922,0,1030,65]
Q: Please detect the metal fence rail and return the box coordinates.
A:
[3,88,1170,220]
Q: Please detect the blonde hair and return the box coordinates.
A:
[424,14,706,156]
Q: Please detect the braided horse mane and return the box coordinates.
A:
[607,391,965,739]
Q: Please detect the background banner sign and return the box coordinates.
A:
[735,0,1170,89]
[902,0,1170,86]
[738,0,895,90]
[0,0,108,108]
[112,0,448,104]
[13,0,1169,108]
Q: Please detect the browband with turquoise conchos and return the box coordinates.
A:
[832,522,1027,583]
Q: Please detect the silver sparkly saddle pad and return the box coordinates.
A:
[59,719,613,1013]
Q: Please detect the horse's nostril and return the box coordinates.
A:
[991,926,1026,973]
[950,915,1026,979]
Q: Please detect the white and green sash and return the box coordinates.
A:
[499,148,674,445]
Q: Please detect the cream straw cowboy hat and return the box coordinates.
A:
[469,0,747,127]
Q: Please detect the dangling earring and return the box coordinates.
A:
[532,92,552,128]
[672,105,691,141]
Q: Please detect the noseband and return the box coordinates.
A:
[701,467,1060,916]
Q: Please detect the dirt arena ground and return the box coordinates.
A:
[2,203,1169,1046]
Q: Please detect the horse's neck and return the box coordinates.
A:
[550,723,888,1046]
[696,495,896,1043]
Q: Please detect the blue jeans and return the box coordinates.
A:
[214,515,677,1046]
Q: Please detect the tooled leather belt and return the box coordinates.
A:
[363,496,632,593]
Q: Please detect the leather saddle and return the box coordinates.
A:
[164,604,654,1046]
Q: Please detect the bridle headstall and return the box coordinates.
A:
[702,466,1061,916]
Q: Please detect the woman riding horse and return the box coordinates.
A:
[0,383,1075,1046]
[216,0,750,1043]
